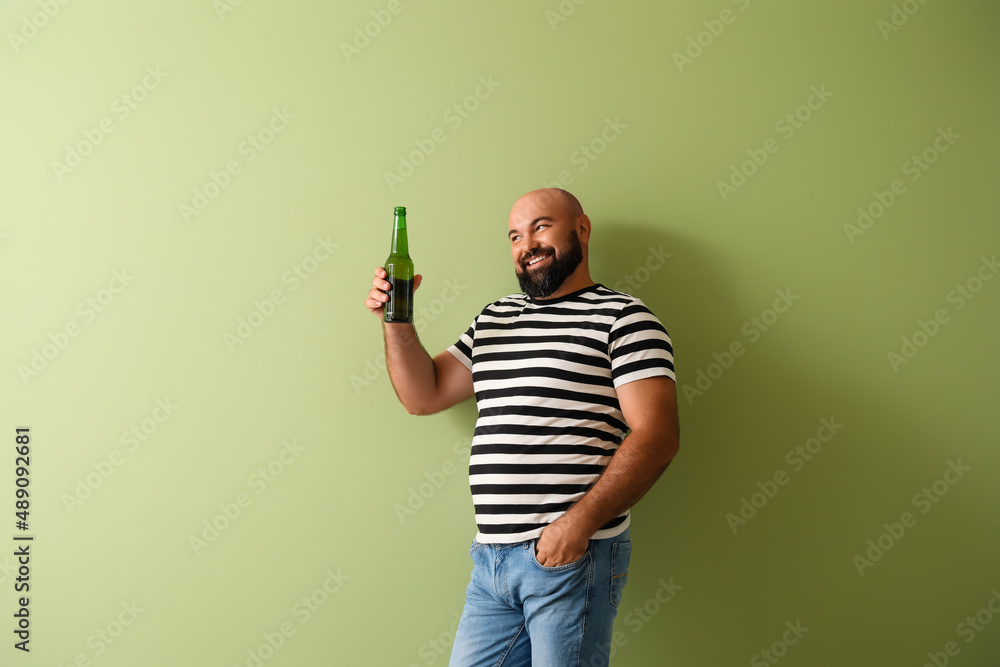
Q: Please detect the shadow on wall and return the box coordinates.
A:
[443,219,991,663]
[587,224,988,664]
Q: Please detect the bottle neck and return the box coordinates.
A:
[391,214,409,256]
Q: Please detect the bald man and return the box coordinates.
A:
[365,189,679,667]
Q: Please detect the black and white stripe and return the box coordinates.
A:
[447,283,675,544]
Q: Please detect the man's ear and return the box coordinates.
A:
[577,214,592,243]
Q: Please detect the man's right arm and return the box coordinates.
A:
[366,267,474,415]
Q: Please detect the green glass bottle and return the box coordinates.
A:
[382,206,414,324]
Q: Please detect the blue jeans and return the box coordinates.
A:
[448,528,631,667]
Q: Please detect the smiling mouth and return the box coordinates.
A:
[525,253,551,268]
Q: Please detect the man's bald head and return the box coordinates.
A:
[511,188,584,223]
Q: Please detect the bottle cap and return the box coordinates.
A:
[394,206,406,215]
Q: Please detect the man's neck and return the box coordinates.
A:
[533,270,595,300]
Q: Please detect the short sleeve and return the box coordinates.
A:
[608,301,675,387]
[446,317,477,370]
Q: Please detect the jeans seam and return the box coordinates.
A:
[574,547,596,666]
[495,620,526,667]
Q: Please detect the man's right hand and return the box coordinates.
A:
[364,266,472,415]
[366,266,423,319]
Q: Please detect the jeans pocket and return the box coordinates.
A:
[610,541,631,607]
[470,538,482,556]
[531,541,590,571]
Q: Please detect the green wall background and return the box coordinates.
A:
[2,0,999,665]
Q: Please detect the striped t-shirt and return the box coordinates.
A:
[446,282,675,544]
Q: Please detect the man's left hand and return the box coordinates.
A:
[534,516,591,567]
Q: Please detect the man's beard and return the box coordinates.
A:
[515,230,584,298]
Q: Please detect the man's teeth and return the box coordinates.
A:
[528,255,549,266]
